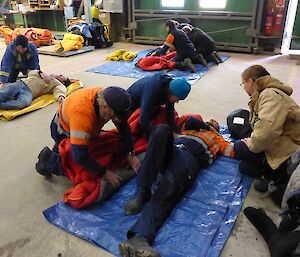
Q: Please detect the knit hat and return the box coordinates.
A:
[14,35,29,48]
[103,87,132,120]
[165,20,177,30]
[169,78,191,100]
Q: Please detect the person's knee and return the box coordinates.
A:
[151,124,172,140]
[18,98,31,109]
[234,140,248,159]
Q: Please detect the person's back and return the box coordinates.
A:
[189,27,217,57]
[127,74,170,107]
[168,27,196,58]
[59,87,103,144]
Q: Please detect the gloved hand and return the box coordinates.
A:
[280,191,300,232]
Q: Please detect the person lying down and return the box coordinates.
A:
[0,70,71,110]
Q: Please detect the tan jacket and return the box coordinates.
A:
[248,75,300,169]
[21,70,66,100]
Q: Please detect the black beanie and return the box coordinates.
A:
[165,20,176,30]
[14,35,29,48]
[103,87,132,120]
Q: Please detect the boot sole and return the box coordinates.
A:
[119,242,160,257]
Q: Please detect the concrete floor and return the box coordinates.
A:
[0,39,299,257]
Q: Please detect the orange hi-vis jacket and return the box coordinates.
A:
[179,130,235,163]
[59,87,106,146]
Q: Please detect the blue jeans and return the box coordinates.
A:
[0,81,33,110]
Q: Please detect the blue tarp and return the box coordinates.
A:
[87,50,229,84]
[43,126,252,257]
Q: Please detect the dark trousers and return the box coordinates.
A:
[128,125,203,243]
[174,52,204,64]
[234,140,288,179]
[244,207,300,257]
[234,140,289,205]
[234,140,271,178]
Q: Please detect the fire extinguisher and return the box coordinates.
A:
[264,10,274,36]
[272,0,285,36]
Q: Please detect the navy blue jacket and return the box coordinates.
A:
[0,41,40,83]
[127,74,175,137]
[157,28,196,59]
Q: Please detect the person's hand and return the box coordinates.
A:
[127,155,141,174]
[57,96,65,103]
[241,137,251,146]
[40,72,52,84]
[104,170,123,188]
[150,51,158,56]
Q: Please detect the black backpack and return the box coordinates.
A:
[89,20,113,48]
[227,109,252,139]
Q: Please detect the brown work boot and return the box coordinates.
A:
[119,236,161,257]
[183,58,196,73]
[197,53,208,67]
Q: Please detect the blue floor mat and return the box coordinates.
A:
[87,50,229,84]
[43,126,252,257]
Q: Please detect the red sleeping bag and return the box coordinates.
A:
[59,107,202,208]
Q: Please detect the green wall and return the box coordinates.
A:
[135,0,255,45]
[136,0,254,12]
[291,2,300,50]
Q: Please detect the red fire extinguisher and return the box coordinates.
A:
[272,0,285,36]
[264,10,274,36]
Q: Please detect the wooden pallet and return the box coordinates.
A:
[38,45,95,57]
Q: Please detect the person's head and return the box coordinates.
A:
[177,23,193,34]
[52,74,71,87]
[165,20,178,33]
[14,35,29,55]
[241,65,270,96]
[168,78,191,103]
[206,118,220,132]
[99,86,132,123]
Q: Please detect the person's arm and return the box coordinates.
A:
[139,92,156,138]
[214,134,234,158]
[183,117,211,131]
[114,121,141,173]
[51,78,67,101]
[71,144,106,175]
[27,44,40,70]
[114,121,134,154]
[154,34,174,56]
[71,144,123,187]
[0,47,15,83]
[248,90,289,153]
[166,102,175,131]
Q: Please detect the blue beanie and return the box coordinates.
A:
[169,78,191,100]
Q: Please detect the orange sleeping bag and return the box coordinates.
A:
[0,26,53,47]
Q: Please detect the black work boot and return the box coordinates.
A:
[35,147,53,177]
[124,188,151,216]
[213,51,223,63]
[183,58,196,73]
[119,236,161,257]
